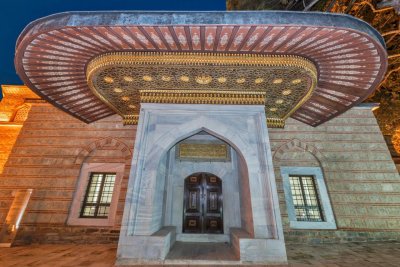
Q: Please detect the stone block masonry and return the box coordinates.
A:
[0,125,22,176]
[270,105,400,243]
[0,103,136,244]
[1,102,399,245]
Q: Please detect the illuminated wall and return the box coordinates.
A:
[0,85,40,174]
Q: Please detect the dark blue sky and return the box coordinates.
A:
[0,0,226,86]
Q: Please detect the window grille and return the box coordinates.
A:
[80,173,116,218]
[289,175,324,222]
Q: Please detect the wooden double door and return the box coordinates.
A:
[182,172,223,234]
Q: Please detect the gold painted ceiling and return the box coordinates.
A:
[87,52,317,126]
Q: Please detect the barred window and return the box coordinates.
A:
[80,173,116,218]
[289,175,323,222]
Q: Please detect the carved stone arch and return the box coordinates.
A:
[144,117,251,171]
[74,137,132,165]
[273,138,327,167]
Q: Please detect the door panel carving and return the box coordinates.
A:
[183,172,223,234]
[188,189,200,212]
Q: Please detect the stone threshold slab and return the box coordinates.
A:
[176,233,230,243]
[116,259,288,266]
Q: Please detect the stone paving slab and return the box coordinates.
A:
[165,242,238,261]
[0,242,400,266]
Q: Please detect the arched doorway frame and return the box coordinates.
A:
[124,111,280,240]
[118,104,287,263]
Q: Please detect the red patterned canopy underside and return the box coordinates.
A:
[16,18,387,126]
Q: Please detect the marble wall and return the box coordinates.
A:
[117,103,287,264]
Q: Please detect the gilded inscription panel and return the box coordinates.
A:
[178,143,229,161]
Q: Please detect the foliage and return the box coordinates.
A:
[326,0,400,152]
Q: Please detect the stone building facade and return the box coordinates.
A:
[1,95,399,246]
[2,10,397,265]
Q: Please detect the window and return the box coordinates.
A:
[67,163,124,226]
[289,175,323,222]
[80,173,116,218]
[281,167,336,229]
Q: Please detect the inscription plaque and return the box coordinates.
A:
[178,143,229,161]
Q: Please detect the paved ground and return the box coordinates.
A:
[0,241,399,266]
[0,244,115,267]
[286,241,400,267]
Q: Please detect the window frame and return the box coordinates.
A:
[80,172,117,219]
[67,163,124,227]
[280,166,336,229]
[289,175,324,222]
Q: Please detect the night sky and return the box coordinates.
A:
[0,0,226,87]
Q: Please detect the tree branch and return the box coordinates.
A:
[379,66,400,87]
[383,30,400,37]
[355,1,395,13]
[303,0,321,11]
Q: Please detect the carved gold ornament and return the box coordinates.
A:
[282,89,292,96]
[123,76,133,82]
[195,75,213,85]
[87,52,318,128]
[255,78,264,84]
[267,118,285,128]
[217,77,227,83]
[162,75,171,81]
[140,90,265,105]
[103,76,114,83]
[143,75,153,82]
[123,114,139,125]
[292,79,302,84]
[180,76,190,82]
[236,78,246,84]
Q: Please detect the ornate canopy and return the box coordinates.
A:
[15,11,387,127]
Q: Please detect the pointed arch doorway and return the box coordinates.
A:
[182,172,223,234]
